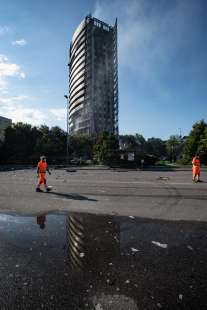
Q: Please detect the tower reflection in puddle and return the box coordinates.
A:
[66,214,138,309]
[66,214,120,271]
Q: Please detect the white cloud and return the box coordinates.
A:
[0,55,8,62]
[49,108,66,121]
[0,54,25,90]
[20,72,26,79]
[0,95,66,129]
[0,55,61,128]
[12,39,27,46]
[9,107,45,125]
[0,26,11,36]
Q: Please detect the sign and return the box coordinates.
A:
[128,152,135,161]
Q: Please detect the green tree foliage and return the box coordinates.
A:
[146,138,166,159]
[2,123,41,163]
[94,132,119,164]
[199,127,207,153]
[119,135,137,151]
[119,134,146,154]
[134,134,146,152]
[35,126,67,160]
[120,134,166,160]
[182,120,207,163]
[69,135,94,159]
[0,123,67,164]
[166,135,183,162]
[1,120,207,166]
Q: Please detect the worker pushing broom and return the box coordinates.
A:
[36,155,52,192]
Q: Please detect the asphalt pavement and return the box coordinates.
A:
[1,166,207,309]
[0,166,207,220]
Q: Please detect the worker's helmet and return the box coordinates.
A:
[40,155,46,160]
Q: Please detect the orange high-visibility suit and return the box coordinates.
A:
[192,157,200,179]
[37,161,48,186]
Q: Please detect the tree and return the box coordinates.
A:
[119,135,137,151]
[134,134,146,152]
[69,135,94,159]
[1,123,68,164]
[182,120,207,163]
[146,138,166,159]
[199,127,207,152]
[166,135,182,162]
[94,132,119,164]
[34,126,67,162]
[119,134,146,153]
[2,123,39,163]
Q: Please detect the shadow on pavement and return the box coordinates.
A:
[144,165,177,171]
[0,165,32,172]
[46,191,97,202]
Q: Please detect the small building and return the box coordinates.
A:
[0,116,12,141]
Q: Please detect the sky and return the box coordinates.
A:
[0,0,206,139]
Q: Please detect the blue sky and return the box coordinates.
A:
[0,0,206,139]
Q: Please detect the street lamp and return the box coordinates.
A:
[64,95,69,165]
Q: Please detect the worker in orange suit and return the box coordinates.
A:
[36,156,52,192]
[192,154,201,182]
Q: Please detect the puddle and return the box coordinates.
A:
[0,212,207,309]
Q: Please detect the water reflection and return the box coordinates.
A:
[66,215,139,309]
[0,212,206,309]
[37,215,46,229]
[66,215,120,271]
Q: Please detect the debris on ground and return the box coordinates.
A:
[157,176,170,181]
[131,247,140,253]
[95,304,103,310]
[187,245,193,251]
[152,241,168,249]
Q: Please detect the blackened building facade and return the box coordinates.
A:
[68,15,118,135]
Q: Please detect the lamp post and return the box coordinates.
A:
[64,95,69,165]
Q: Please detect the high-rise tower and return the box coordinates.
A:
[68,15,118,135]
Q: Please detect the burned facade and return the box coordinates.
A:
[68,15,118,135]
